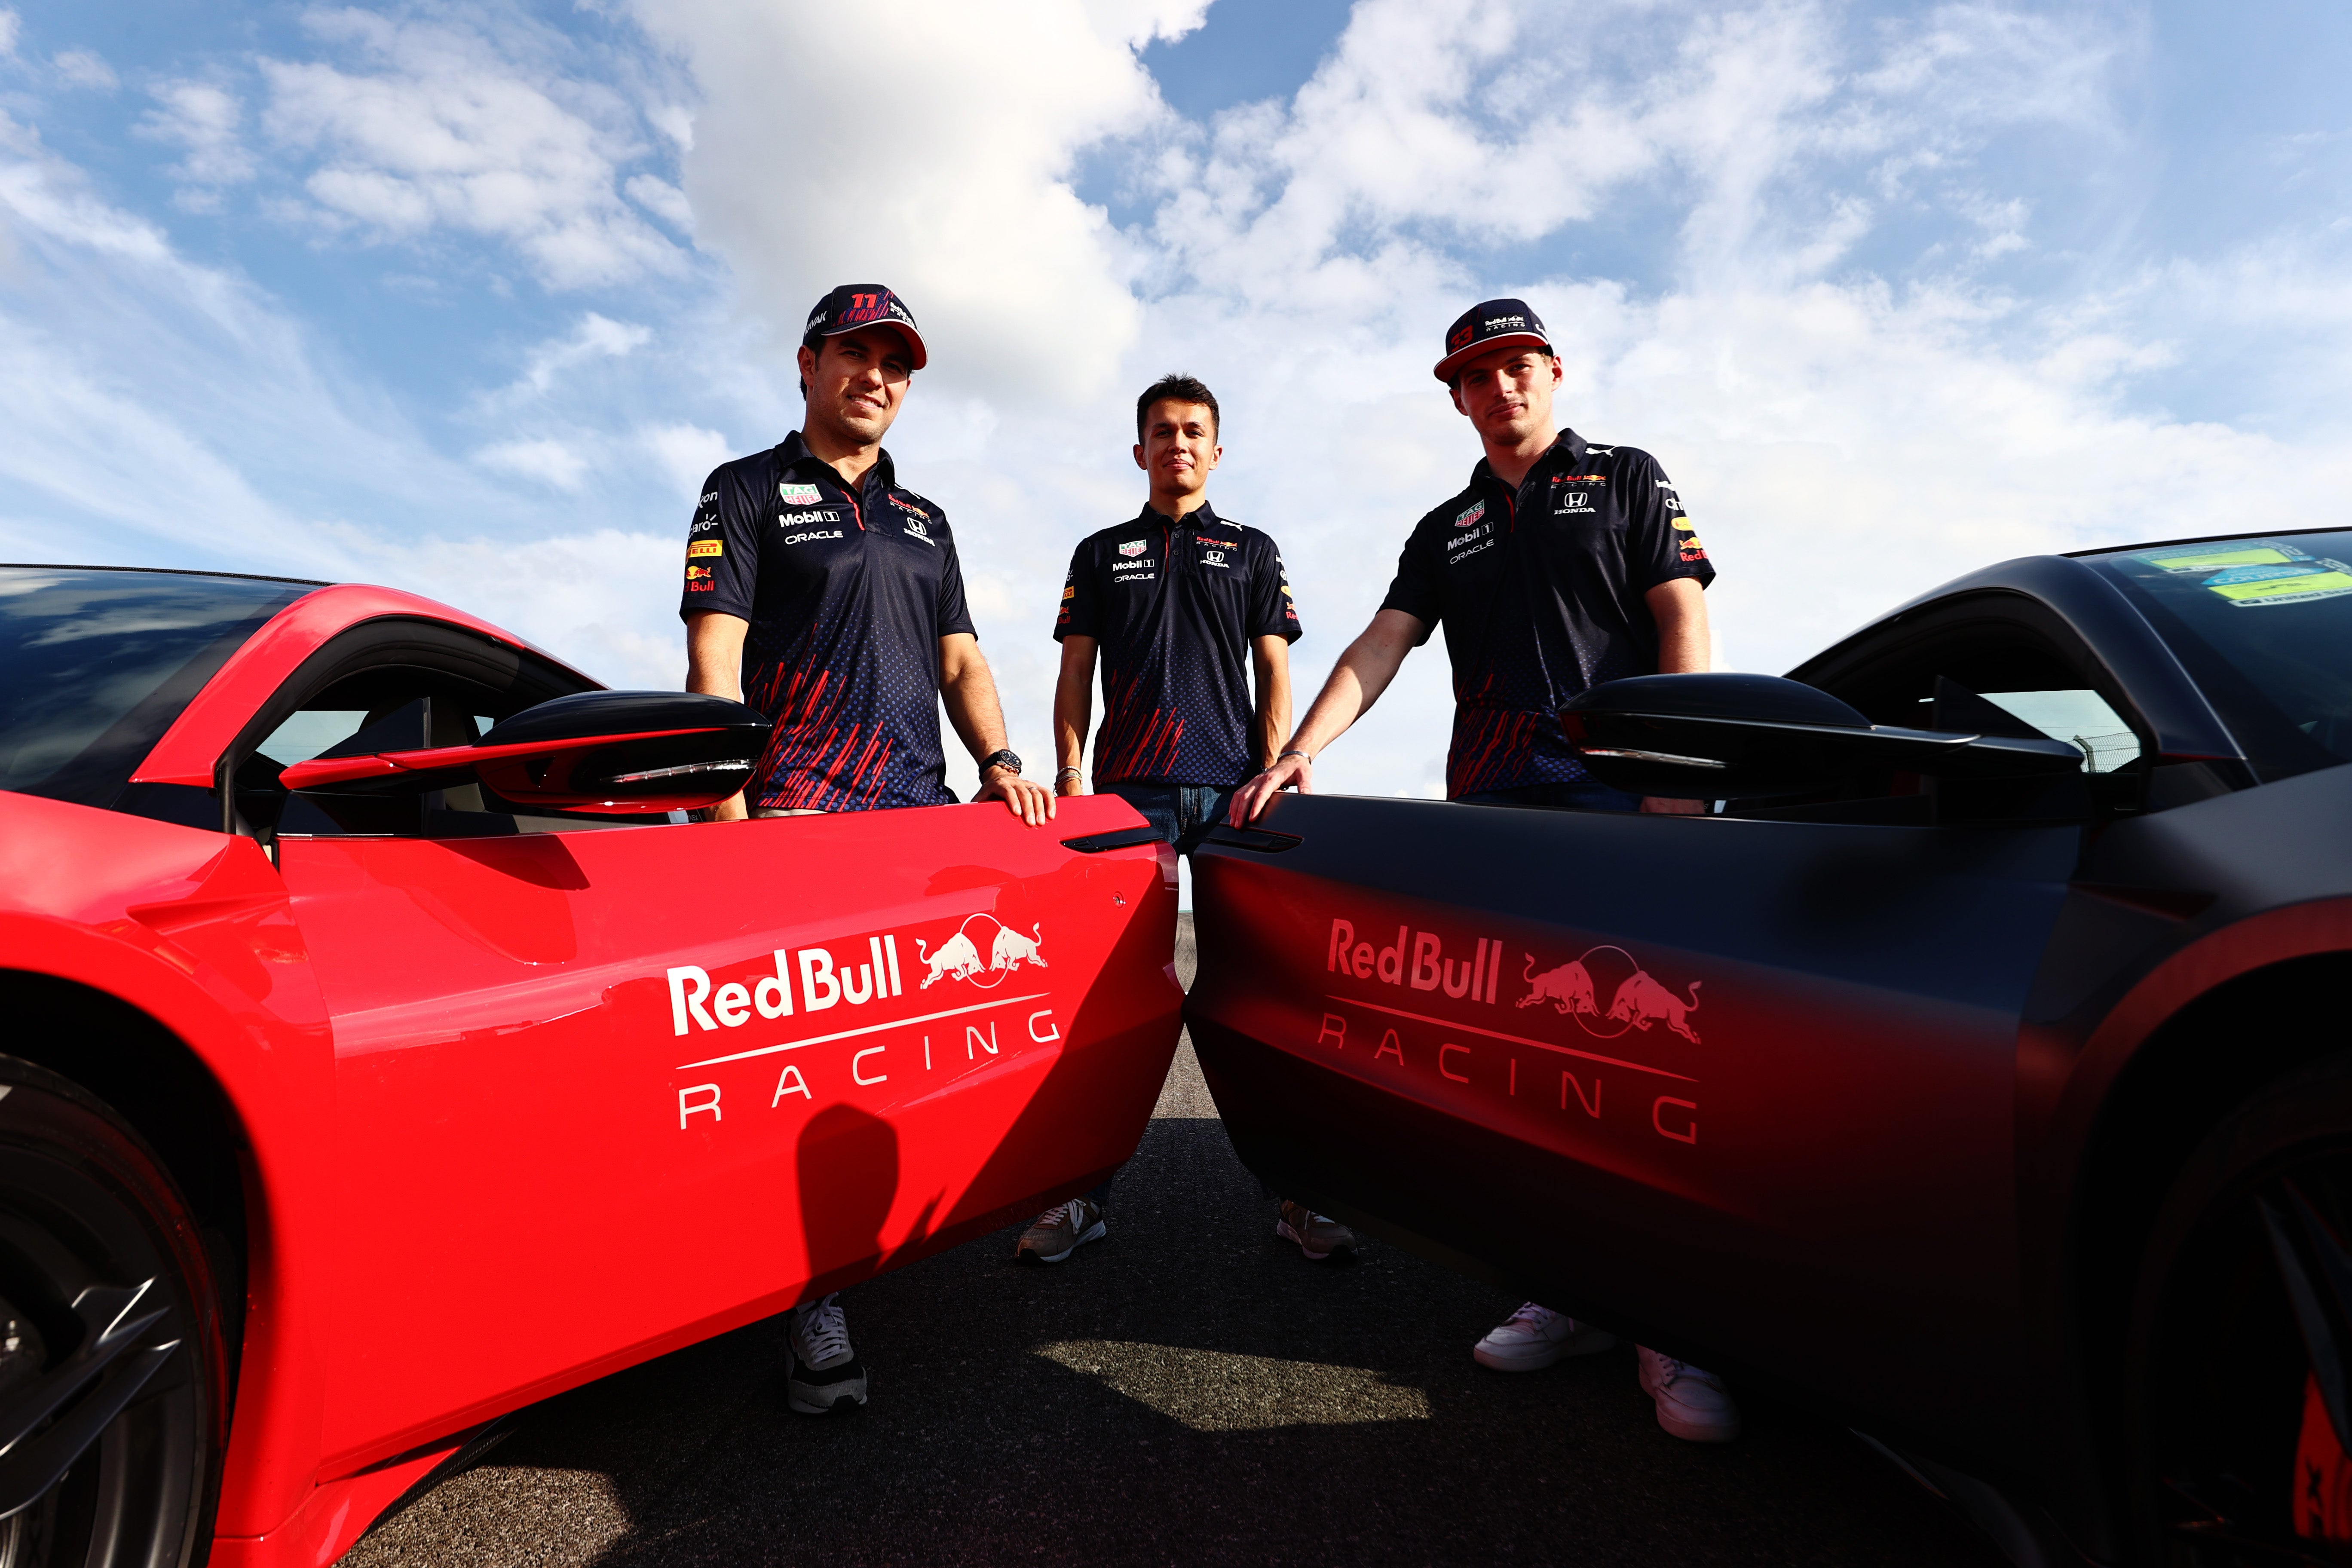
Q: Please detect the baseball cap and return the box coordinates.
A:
[802,284,928,370]
[1433,297,1552,383]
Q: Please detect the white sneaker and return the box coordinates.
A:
[1472,1302,1618,1370]
[1637,1345,1740,1442]
[785,1293,867,1415]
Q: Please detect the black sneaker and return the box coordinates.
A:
[785,1293,867,1415]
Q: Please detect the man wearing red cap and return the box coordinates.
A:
[680,283,1053,1417]
[1226,297,1738,1442]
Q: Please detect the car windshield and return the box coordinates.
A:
[2084,532,2352,781]
[0,567,309,807]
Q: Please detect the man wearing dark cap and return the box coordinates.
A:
[1226,298,1738,1442]
[680,283,1053,1416]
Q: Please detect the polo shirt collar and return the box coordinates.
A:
[1468,428,1587,492]
[1138,497,1220,531]
[777,429,897,495]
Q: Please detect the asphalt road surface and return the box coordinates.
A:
[343,918,2001,1568]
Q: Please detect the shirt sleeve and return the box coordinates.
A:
[934,524,977,639]
[678,462,762,622]
[1627,453,1717,593]
[1054,539,1099,641]
[1377,514,1446,646]
[1247,532,1302,643]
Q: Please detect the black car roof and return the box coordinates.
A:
[2062,524,2350,560]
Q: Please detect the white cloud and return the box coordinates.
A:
[641,423,731,502]
[623,172,689,234]
[260,10,684,289]
[0,12,18,60]
[631,0,1175,402]
[493,311,652,402]
[137,82,257,205]
[51,49,116,91]
[475,438,589,491]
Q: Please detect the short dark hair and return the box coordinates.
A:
[1136,374,1219,440]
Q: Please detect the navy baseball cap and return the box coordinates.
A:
[1433,297,1552,382]
[803,284,928,370]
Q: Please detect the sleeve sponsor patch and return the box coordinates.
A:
[688,539,723,558]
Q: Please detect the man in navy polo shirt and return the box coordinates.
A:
[1010,374,1354,1267]
[1227,299,1739,1442]
[680,282,1053,1418]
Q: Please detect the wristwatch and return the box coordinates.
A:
[979,748,1023,777]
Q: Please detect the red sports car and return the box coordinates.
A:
[0,564,1181,1568]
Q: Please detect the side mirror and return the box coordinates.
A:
[1560,673,2083,800]
[277,691,770,815]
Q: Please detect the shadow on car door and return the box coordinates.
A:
[1187,790,2073,1462]
[278,795,1180,1473]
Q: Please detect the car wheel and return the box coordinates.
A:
[2127,1052,2352,1567]
[0,1054,227,1568]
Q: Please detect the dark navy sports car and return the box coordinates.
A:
[1186,527,2352,1568]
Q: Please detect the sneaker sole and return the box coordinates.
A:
[1016,1218,1108,1265]
[1654,1405,1740,1442]
[785,1350,867,1415]
[1275,1218,1354,1261]
[1472,1329,1618,1372]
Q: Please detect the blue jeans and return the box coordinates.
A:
[1457,779,1642,813]
[1102,782,1239,854]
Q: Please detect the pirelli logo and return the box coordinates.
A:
[687,540,723,559]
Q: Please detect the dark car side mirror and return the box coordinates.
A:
[277,691,771,815]
[1560,673,2083,800]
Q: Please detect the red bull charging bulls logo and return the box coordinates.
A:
[1519,946,1701,1044]
[918,913,1048,990]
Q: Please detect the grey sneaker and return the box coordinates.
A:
[1473,1302,1617,1370]
[785,1293,866,1415]
[1016,1197,1106,1264]
[1276,1200,1357,1260]
[1637,1345,1741,1442]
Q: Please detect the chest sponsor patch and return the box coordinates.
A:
[1118,539,1148,558]
[1554,492,1593,513]
[780,482,823,507]
[1455,500,1486,529]
[784,528,845,545]
[687,540,722,559]
[1195,534,1239,548]
[890,495,930,519]
[1200,549,1231,568]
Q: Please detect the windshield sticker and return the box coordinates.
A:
[2135,541,2352,607]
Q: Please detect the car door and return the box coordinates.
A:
[1187,604,2143,1462]
[254,632,1181,1468]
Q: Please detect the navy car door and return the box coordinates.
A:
[1186,613,2139,1459]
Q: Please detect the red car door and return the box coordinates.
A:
[276,799,1177,1468]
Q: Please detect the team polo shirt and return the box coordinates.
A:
[1057,501,1302,788]
[679,431,974,812]
[1381,429,1714,798]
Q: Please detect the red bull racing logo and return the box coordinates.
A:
[918,913,1047,989]
[1519,946,1701,1044]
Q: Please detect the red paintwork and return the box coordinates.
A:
[1,585,1183,1568]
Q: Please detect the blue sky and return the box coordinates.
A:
[5,0,2352,803]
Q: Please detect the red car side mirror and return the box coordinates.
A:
[278,691,770,815]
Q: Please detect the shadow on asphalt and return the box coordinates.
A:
[343,920,2001,1568]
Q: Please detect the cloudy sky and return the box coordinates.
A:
[5,0,2352,803]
